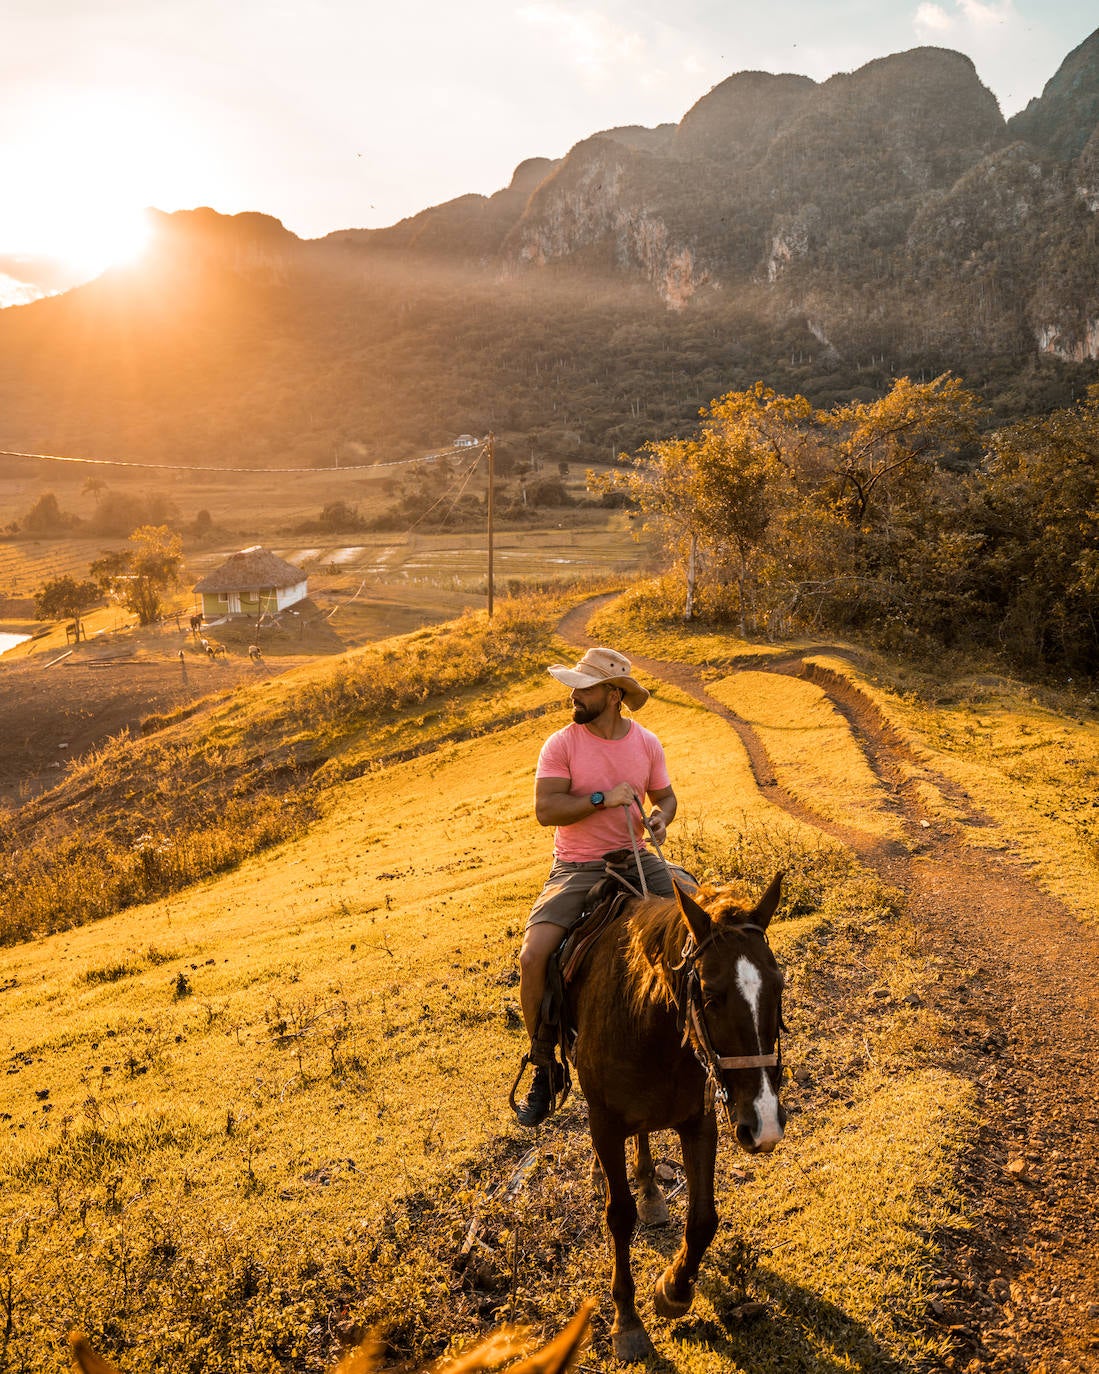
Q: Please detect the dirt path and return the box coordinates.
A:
[556,603,1099,1373]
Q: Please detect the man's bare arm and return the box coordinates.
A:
[534,776,639,827]
[646,785,677,843]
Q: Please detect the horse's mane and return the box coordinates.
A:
[625,883,758,1020]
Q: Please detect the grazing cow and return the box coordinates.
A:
[248,643,262,662]
[189,612,203,636]
[70,1302,593,1374]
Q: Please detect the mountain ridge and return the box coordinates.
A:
[0,32,1096,469]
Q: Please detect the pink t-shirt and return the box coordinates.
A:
[536,720,671,862]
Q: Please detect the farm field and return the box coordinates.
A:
[0,591,1096,1372]
[0,457,652,805]
[0,451,641,606]
[0,523,650,610]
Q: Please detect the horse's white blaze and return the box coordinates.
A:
[735,955,783,1147]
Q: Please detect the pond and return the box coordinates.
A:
[0,631,30,655]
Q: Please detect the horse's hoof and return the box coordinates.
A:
[636,1191,670,1226]
[612,1326,654,1362]
[653,1270,694,1319]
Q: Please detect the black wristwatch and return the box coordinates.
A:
[590,791,605,808]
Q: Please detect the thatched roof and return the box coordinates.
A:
[193,546,305,593]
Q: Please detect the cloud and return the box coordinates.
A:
[914,3,952,32]
[914,0,1017,39]
[956,0,1013,26]
[518,3,646,82]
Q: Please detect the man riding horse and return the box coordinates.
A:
[513,646,696,1127]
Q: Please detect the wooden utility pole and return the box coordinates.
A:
[486,432,495,618]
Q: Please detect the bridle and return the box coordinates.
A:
[669,923,785,1124]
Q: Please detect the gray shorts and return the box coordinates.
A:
[527,853,698,932]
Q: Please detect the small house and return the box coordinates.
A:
[193,546,308,621]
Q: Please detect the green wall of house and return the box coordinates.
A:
[201,589,280,619]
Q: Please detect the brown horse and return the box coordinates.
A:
[71,1301,593,1374]
[567,874,786,1360]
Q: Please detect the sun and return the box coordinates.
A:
[53,206,154,278]
[1,197,152,283]
[1,88,183,278]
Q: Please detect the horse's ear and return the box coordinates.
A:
[674,881,712,944]
[507,1300,594,1374]
[69,1335,120,1374]
[752,871,784,930]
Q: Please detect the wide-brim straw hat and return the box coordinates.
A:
[547,647,649,710]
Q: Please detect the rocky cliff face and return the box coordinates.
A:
[500,50,1000,309]
[503,136,714,307]
[2,27,1097,474]
[1008,29,1099,161]
[491,36,1099,356]
[126,31,1099,358]
[146,208,302,282]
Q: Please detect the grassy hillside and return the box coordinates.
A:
[592,592,1099,924]
[0,589,1094,1372]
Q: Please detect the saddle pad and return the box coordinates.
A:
[560,887,632,987]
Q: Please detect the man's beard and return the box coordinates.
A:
[572,700,600,724]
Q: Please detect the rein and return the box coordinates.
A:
[611,798,674,899]
[669,923,784,1123]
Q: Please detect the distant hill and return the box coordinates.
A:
[0,253,93,308]
[0,32,1097,471]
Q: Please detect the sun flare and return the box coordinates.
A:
[24,203,154,279]
[1,87,186,278]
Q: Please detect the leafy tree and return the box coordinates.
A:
[88,490,180,538]
[975,390,1099,672]
[598,383,804,626]
[527,478,571,508]
[319,500,365,531]
[33,577,101,643]
[22,492,77,536]
[818,374,983,528]
[90,525,184,625]
[594,436,707,618]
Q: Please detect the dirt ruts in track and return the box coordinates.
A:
[556,602,1099,1372]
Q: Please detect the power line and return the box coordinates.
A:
[0,440,488,474]
[405,450,485,535]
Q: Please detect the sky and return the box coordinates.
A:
[0,0,1096,275]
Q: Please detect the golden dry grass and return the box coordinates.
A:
[591,595,1097,923]
[705,671,907,843]
[803,660,1099,923]
[0,588,1088,1371]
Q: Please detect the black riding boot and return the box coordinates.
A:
[514,1062,556,1127]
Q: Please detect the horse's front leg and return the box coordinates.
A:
[589,1113,653,1361]
[634,1131,670,1225]
[654,1111,718,1319]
